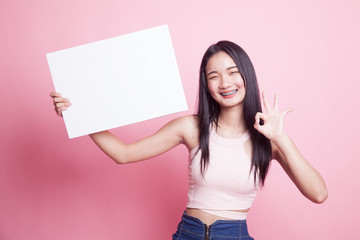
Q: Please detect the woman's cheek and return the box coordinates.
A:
[238,78,245,88]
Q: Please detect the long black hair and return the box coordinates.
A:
[196,40,272,186]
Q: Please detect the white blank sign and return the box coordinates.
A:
[47,25,188,139]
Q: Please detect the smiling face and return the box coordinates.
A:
[206,51,246,109]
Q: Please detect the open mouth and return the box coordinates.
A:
[220,89,238,96]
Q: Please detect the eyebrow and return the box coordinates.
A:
[206,66,238,76]
[227,66,238,70]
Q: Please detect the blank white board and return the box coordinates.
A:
[47,25,188,138]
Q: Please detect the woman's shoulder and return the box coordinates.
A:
[171,115,199,150]
[170,114,199,128]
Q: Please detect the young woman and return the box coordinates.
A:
[50,41,327,240]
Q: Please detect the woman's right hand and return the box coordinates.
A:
[49,92,71,117]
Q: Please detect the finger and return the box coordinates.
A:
[254,112,261,130]
[56,102,63,108]
[58,107,68,112]
[56,107,68,117]
[54,107,63,117]
[262,91,272,113]
[53,98,71,108]
[56,102,70,108]
[255,112,261,123]
[53,97,63,103]
[254,112,266,127]
[50,92,62,98]
[56,98,71,104]
[62,98,71,105]
[282,107,294,117]
[274,93,279,112]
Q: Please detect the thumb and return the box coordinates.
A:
[254,112,264,131]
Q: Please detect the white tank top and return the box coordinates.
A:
[186,126,258,219]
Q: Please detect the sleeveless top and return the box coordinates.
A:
[186,126,258,219]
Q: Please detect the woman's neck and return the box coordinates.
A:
[216,105,247,137]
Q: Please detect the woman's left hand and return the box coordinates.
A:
[254,92,293,141]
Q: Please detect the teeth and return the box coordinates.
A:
[221,89,238,96]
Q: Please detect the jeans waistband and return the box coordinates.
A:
[176,211,253,239]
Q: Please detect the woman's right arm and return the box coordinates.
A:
[50,92,194,164]
[89,116,189,163]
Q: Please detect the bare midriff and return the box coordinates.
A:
[185,208,250,226]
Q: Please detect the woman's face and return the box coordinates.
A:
[205,51,246,109]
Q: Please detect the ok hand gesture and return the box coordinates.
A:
[254,92,293,141]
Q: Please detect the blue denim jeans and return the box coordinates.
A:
[172,211,254,240]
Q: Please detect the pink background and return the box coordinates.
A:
[1,0,359,239]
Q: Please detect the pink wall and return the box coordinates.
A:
[1,0,359,239]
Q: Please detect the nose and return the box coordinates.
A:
[219,75,231,89]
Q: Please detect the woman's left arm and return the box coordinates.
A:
[254,92,328,203]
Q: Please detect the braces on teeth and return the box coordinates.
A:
[221,89,238,96]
